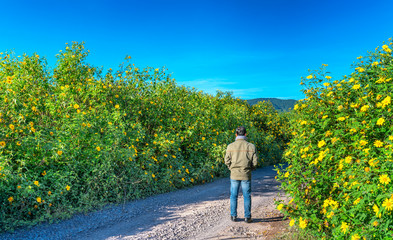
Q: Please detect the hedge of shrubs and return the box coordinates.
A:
[0,42,289,232]
[277,38,393,239]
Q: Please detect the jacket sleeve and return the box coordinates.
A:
[224,145,231,169]
[251,144,258,170]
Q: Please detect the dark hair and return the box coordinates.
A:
[236,126,246,136]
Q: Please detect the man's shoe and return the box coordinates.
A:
[245,218,252,223]
[231,216,237,222]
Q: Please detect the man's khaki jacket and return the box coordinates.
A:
[225,138,258,180]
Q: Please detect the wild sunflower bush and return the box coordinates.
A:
[276,38,393,239]
[0,42,289,232]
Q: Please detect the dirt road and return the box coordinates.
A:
[1,165,288,240]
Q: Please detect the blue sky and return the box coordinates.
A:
[2,0,393,100]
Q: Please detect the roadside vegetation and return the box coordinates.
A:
[276,38,393,239]
[0,42,290,232]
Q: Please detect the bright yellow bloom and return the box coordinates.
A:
[306,75,313,79]
[374,140,384,148]
[96,146,101,151]
[74,104,79,109]
[34,181,39,186]
[351,233,360,240]
[115,104,119,109]
[376,118,385,125]
[66,185,70,191]
[337,117,346,121]
[277,204,284,211]
[318,140,326,148]
[373,204,380,217]
[9,124,15,130]
[379,174,391,185]
[36,197,42,203]
[352,84,361,90]
[0,141,5,147]
[341,222,349,234]
[8,196,14,203]
[359,140,368,146]
[380,96,391,108]
[382,44,392,53]
[356,67,365,72]
[382,198,393,211]
[57,150,63,156]
[289,219,295,227]
[299,217,307,229]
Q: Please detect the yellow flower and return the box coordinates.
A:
[96,146,101,151]
[306,75,313,79]
[355,67,365,72]
[360,105,369,113]
[373,204,380,216]
[289,219,295,227]
[66,185,70,191]
[73,104,80,109]
[352,84,361,90]
[34,181,39,186]
[181,178,185,182]
[152,173,155,178]
[351,233,360,240]
[9,124,15,130]
[299,217,307,229]
[374,140,384,148]
[337,117,346,121]
[382,44,392,53]
[382,198,393,211]
[115,104,119,109]
[376,118,385,126]
[341,222,349,234]
[57,150,63,156]
[379,174,391,185]
[318,140,326,148]
[36,197,42,203]
[277,204,284,211]
[0,141,5,147]
[8,196,14,203]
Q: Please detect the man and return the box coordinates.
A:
[225,126,258,223]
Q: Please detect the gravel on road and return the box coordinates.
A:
[0,165,288,240]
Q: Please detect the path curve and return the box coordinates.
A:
[1,165,288,240]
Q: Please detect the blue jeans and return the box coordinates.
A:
[230,179,251,218]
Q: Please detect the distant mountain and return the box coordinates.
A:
[247,98,297,112]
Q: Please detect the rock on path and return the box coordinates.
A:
[1,165,288,240]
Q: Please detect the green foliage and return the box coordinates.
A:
[0,42,288,232]
[276,38,393,239]
[248,98,297,112]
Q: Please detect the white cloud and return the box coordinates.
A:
[178,78,264,99]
